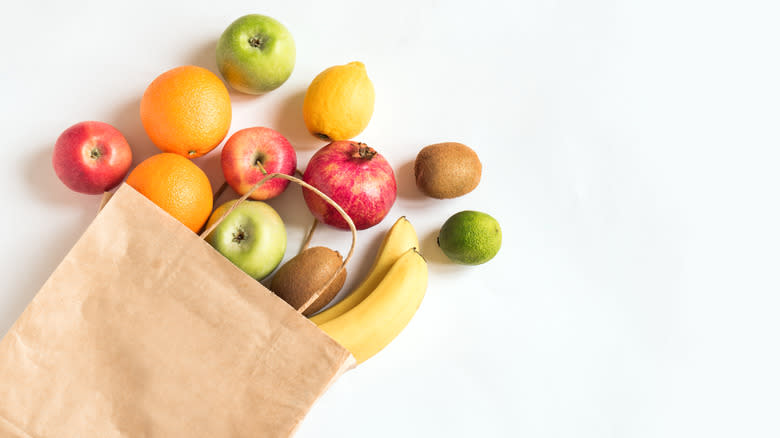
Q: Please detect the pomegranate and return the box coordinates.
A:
[303,141,397,230]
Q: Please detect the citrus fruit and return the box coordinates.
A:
[140,65,231,158]
[437,211,502,265]
[126,153,214,232]
[302,61,375,141]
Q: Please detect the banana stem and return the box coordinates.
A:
[199,166,357,315]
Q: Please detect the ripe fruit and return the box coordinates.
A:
[310,216,418,325]
[140,65,231,158]
[270,246,346,316]
[437,211,502,265]
[204,199,287,281]
[302,141,396,230]
[317,248,428,364]
[415,142,482,199]
[221,127,297,200]
[216,14,296,94]
[52,121,132,194]
[125,153,213,232]
[302,61,374,141]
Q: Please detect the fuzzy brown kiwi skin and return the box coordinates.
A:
[414,142,482,199]
[270,246,347,316]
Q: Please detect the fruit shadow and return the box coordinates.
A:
[186,38,260,106]
[396,158,427,202]
[421,228,462,272]
[274,89,324,150]
[25,144,86,206]
[193,147,227,195]
[187,38,219,75]
[110,98,157,168]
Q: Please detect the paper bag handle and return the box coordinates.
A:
[199,172,357,315]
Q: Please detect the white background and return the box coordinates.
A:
[2,0,780,436]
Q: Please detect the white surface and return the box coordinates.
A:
[2,0,780,436]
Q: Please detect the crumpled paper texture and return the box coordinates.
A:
[0,184,354,437]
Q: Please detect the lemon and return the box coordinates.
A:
[302,61,375,141]
[437,211,502,265]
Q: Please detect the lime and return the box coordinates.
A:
[437,211,502,265]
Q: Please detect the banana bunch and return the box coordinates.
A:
[312,217,428,364]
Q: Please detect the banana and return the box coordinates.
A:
[317,248,428,364]
[309,216,419,325]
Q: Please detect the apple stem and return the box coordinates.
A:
[199,166,357,316]
[248,35,269,50]
[232,229,246,243]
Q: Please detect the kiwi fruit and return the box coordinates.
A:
[414,142,482,199]
[270,246,347,316]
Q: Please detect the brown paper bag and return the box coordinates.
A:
[0,183,355,437]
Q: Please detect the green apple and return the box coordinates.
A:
[216,14,296,94]
[205,199,287,280]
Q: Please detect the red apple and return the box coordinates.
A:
[221,127,297,200]
[52,121,133,195]
[302,141,396,230]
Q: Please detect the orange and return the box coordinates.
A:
[126,153,214,232]
[140,65,231,158]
